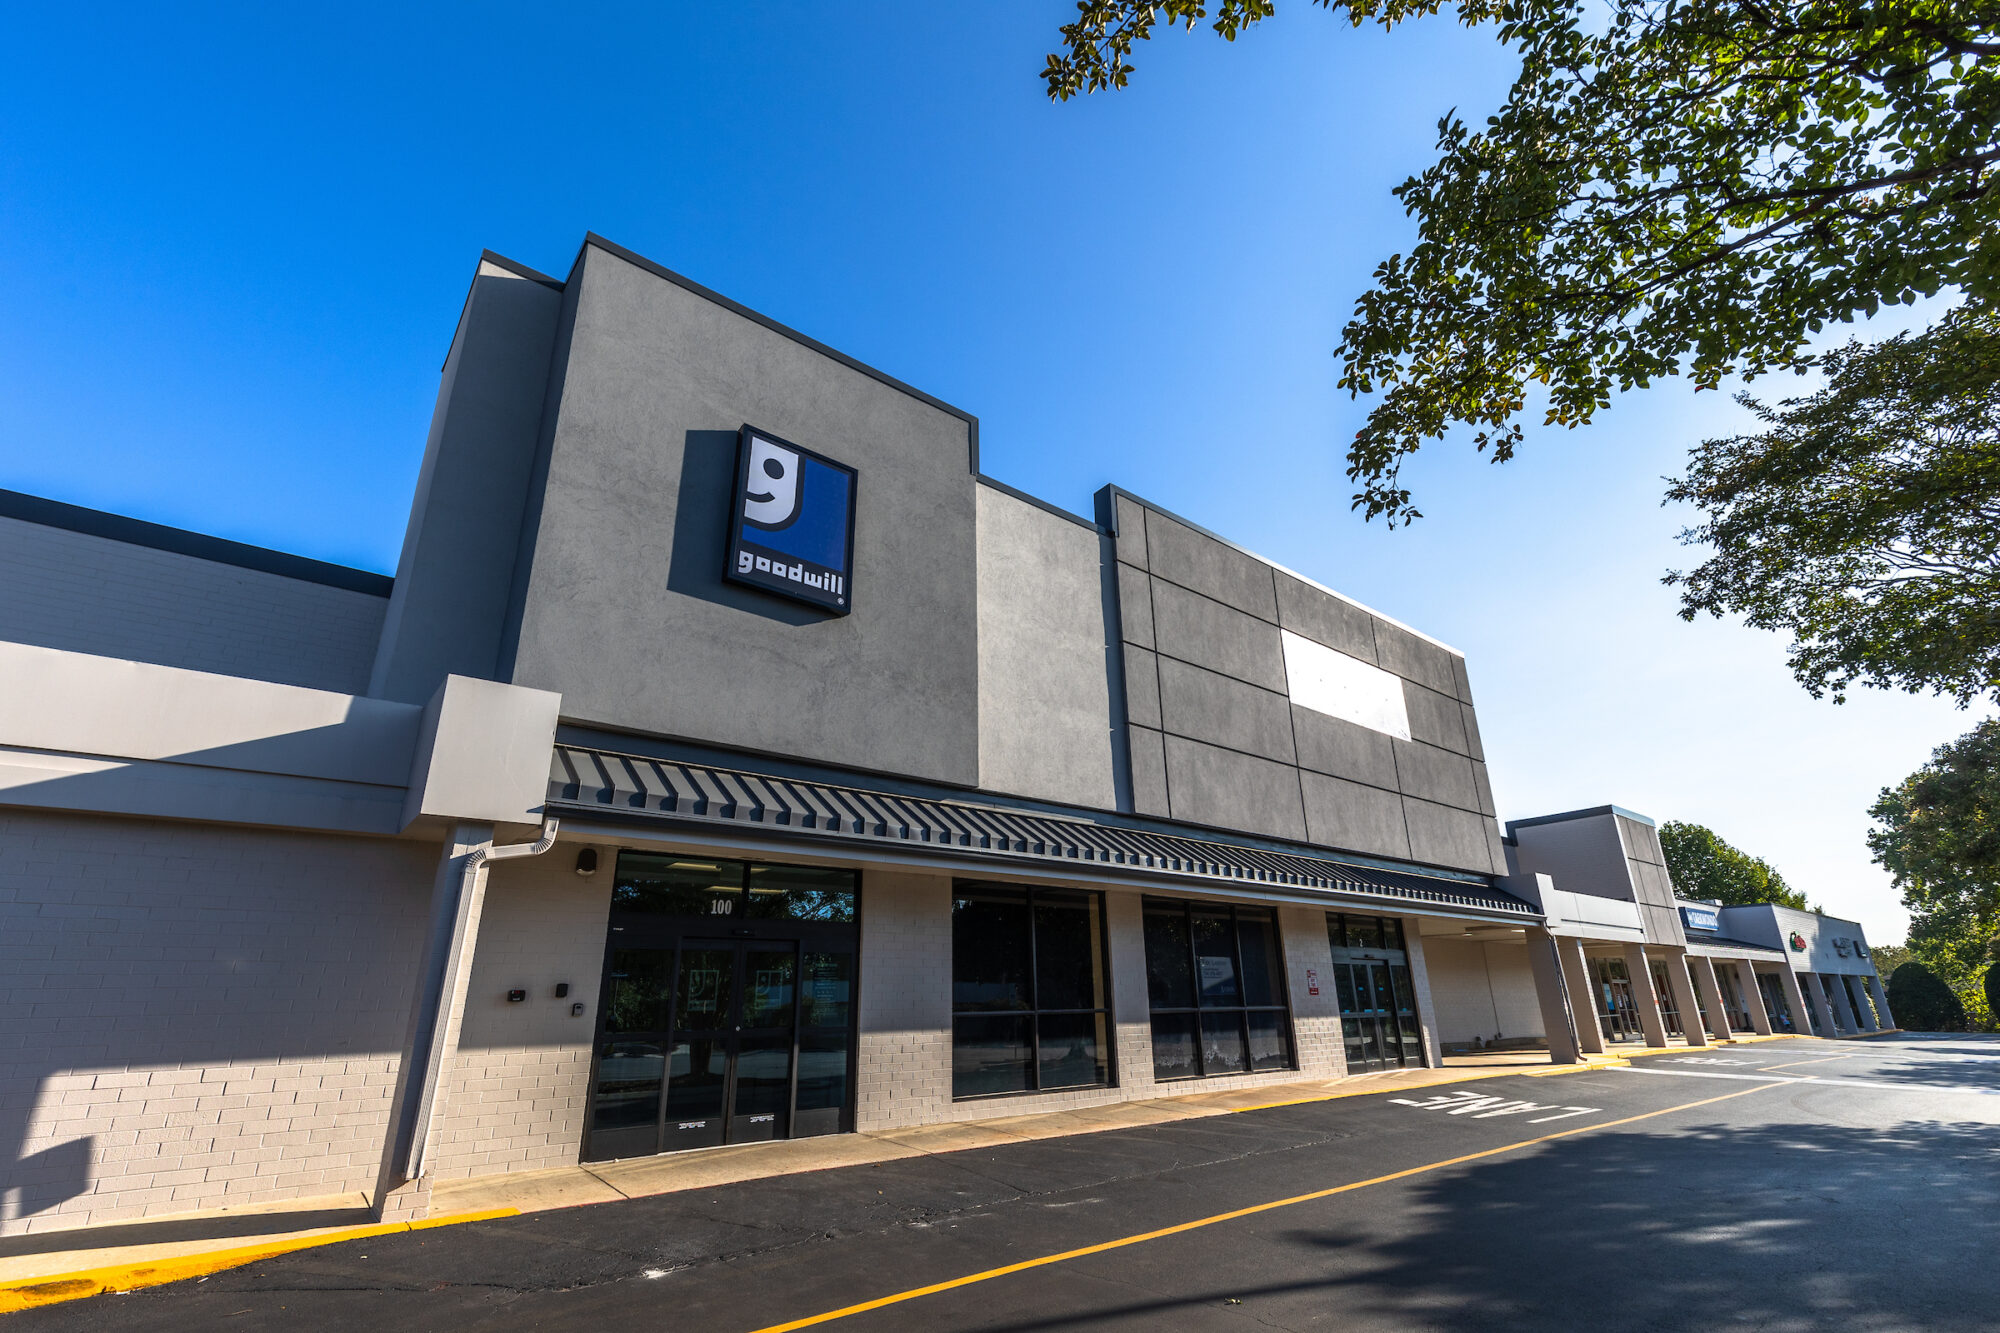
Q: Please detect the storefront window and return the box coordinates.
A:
[1143,898,1294,1081]
[951,884,1112,1098]
[612,853,857,921]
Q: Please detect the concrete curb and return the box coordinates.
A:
[0,1207,519,1315]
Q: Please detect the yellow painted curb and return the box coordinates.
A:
[0,1207,519,1315]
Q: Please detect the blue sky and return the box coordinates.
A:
[2,4,1985,939]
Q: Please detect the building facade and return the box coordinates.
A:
[0,236,1889,1239]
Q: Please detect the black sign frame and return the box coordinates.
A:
[723,424,859,616]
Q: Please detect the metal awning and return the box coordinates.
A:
[1686,933,1788,960]
[546,744,1539,919]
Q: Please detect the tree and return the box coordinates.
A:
[1870,720,2000,986]
[1869,941,1910,981]
[1659,820,1810,910]
[1665,306,2000,705]
[1045,2,2000,525]
[1886,960,1967,1031]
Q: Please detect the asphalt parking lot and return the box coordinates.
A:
[18,1034,2000,1331]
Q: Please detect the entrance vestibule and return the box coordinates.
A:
[584,853,858,1163]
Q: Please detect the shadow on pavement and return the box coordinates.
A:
[955,1117,2000,1332]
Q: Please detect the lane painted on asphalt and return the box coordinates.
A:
[741,1082,1774,1333]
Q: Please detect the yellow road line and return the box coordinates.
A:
[745,1083,1774,1333]
[0,1207,519,1315]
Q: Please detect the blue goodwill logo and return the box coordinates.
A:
[724,426,857,614]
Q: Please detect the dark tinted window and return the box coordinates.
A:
[1143,898,1294,1081]
[614,855,744,917]
[951,884,1112,1099]
[746,864,857,922]
[952,888,1033,1011]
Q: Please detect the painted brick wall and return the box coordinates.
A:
[0,810,433,1236]
[1421,935,1546,1046]
[429,849,612,1181]
[0,516,387,694]
[855,871,953,1129]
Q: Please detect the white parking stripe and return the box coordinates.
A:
[1623,1066,2000,1097]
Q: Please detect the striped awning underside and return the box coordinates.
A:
[547,745,1538,919]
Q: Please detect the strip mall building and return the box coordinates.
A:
[0,236,1894,1237]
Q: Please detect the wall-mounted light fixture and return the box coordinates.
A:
[575,847,599,878]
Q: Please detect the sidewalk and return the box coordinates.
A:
[3,1037,1800,1312]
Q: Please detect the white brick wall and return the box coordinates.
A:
[0,516,387,694]
[0,810,433,1236]
[429,850,612,1181]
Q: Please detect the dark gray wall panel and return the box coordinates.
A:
[1403,796,1494,871]
[1117,562,1154,648]
[1484,821,1509,876]
[1129,724,1169,817]
[1100,490,1502,874]
[1372,619,1459,697]
[372,265,563,702]
[1150,583,1287,693]
[1451,654,1473,703]
[1471,760,1496,817]
[1155,658,1296,764]
[1123,646,1162,729]
[975,483,1116,809]
[1165,734,1308,842]
[505,244,980,785]
[1393,740,1479,810]
[1145,512,1278,622]
[1291,706,1399,791]
[1461,703,1485,762]
[1403,682,1470,754]
[1276,575,1377,662]
[1114,494,1149,567]
[1302,772,1411,859]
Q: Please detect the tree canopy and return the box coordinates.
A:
[1666,305,2000,705]
[1045,1,2000,524]
[1659,819,1809,909]
[1870,718,2000,999]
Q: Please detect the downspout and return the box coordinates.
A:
[400,816,560,1183]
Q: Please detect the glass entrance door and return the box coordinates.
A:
[1326,913,1423,1073]
[664,941,796,1151]
[1757,972,1795,1033]
[1590,957,1643,1043]
[584,853,859,1163]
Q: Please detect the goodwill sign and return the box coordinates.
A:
[725,425,857,614]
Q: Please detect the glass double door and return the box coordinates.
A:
[587,933,855,1161]
[1590,957,1644,1043]
[1332,958,1421,1072]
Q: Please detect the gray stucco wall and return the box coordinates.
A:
[503,242,982,786]
[0,516,386,693]
[1105,489,1503,875]
[370,260,565,704]
[975,483,1116,808]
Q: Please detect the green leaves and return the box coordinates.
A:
[1666,304,2000,705]
[1046,1,2000,526]
[1660,820,1809,910]
[1870,719,2000,1012]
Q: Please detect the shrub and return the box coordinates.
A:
[1888,963,1967,1032]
